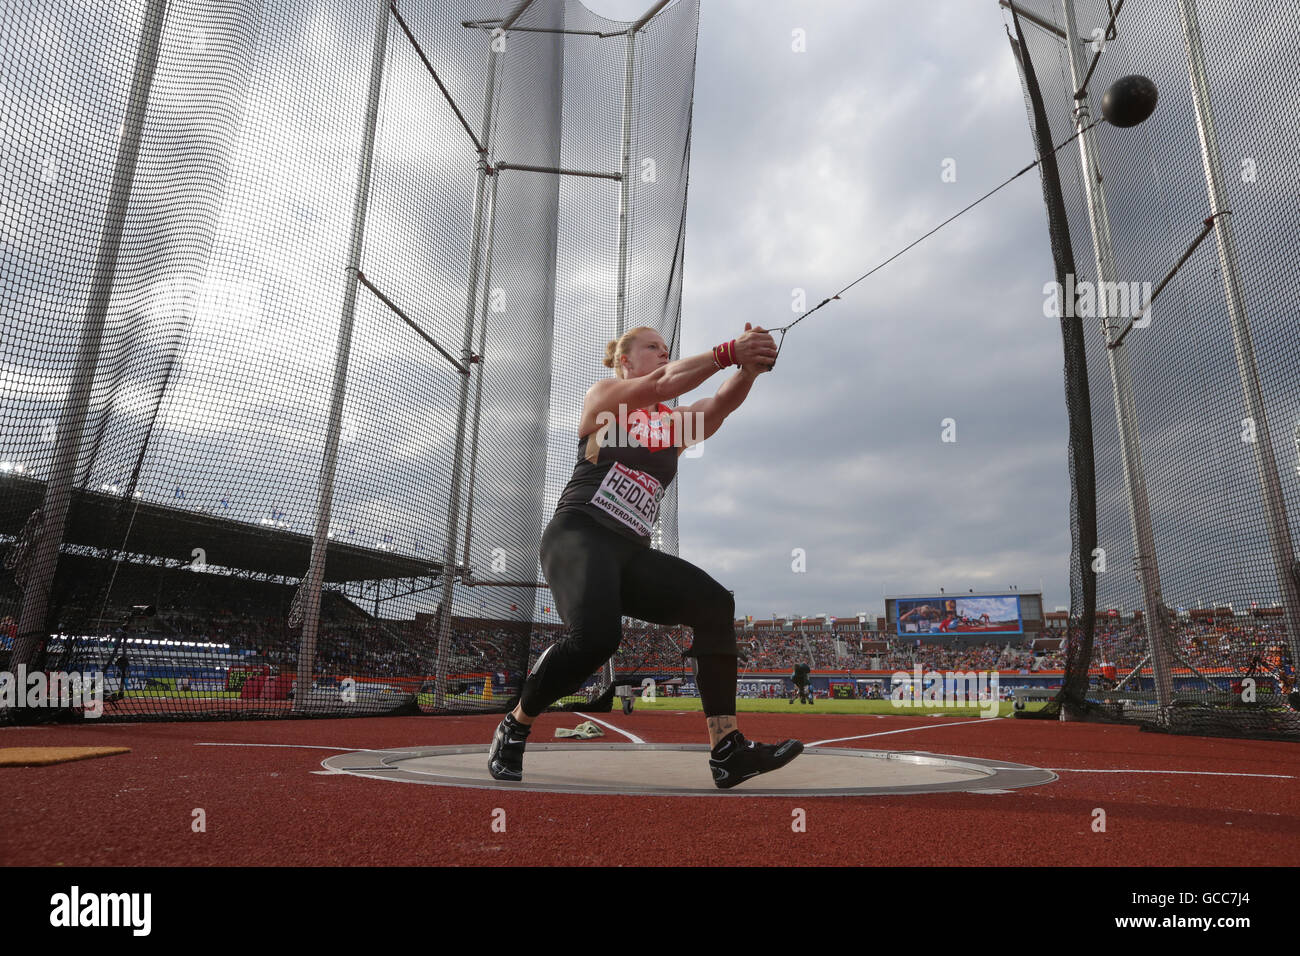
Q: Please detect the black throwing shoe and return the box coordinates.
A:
[708,730,803,789]
[488,713,531,781]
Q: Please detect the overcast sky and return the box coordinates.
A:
[20,0,1284,626]
[5,0,1295,627]
[586,0,1067,620]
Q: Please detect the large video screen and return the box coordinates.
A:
[895,595,1022,636]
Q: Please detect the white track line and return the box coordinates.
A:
[809,718,996,747]
[573,712,645,744]
[1045,768,1296,779]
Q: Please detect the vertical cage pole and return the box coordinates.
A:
[10,0,171,673]
[604,0,670,689]
[606,27,639,692]
[1061,0,1175,718]
[613,29,637,341]
[460,170,501,573]
[433,33,504,709]
[294,0,392,711]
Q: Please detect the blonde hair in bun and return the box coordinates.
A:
[602,326,660,379]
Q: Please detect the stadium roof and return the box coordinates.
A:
[0,473,446,584]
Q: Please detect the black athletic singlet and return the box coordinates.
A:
[553,402,682,543]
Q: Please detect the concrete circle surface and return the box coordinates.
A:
[321,743,1056,796]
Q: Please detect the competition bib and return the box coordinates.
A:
[591,461,664,537]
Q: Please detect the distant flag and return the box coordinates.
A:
[544,606,551,614]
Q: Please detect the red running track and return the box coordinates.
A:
[1,711,1296,867]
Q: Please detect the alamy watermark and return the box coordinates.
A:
[589,403,706,456]
[50,886,151,935]
[1043,274,1153,327]
[0,666,105,718]
[890,665,1000,719]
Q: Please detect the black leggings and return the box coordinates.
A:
[521,509,738,718]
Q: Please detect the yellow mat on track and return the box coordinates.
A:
[0,747,130,767]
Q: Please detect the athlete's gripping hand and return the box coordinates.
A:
[735,322,777,373]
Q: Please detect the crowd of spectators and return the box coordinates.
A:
[1090,621,1291,674]
[519,625,1056,675]
[742,630,810,669]
[39,560,531,681]
[737,629,1053,673]
[64,612,1290,682]
[527,624,691,672]
[29,551,1291,685]
[734,623,1290,676]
